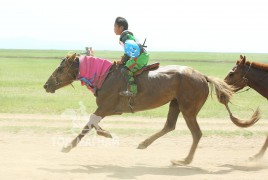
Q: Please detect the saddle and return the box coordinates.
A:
[134,62,160,76]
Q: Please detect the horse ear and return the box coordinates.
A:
[68,53,77,61]
[240,56,246,65]
[237,55,244,65]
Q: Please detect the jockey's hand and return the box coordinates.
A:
[121,55,130,64]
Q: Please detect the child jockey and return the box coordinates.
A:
[114,16,149,97]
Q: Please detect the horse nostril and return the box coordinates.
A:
[43,84,48,89]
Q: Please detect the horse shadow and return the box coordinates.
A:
[39,162,268,179]
[219,163,268,172]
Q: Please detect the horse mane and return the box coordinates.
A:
[237,59,268,71]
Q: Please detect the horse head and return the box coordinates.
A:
[224,55,249,91]
[43,53,79,93]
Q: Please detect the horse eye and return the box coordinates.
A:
[229,72,234,77]
[57,66,64,73]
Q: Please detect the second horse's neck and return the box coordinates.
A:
[246,67,268,99]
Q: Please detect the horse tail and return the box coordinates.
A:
[205,76,260,128]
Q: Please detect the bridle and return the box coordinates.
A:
[231,63,252,94]
[241,62,252,87]
[51,58,79,87]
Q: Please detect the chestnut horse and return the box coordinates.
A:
[44,53,260,165]
[225,55,268,161]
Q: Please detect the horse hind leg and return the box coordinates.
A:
[137,99,180,149]
[250,135,268,161]
[171,113,202,166]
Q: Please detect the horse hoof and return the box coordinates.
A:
[249,155,262,161]
[61,145,72,153]
[137,143,147,149]
[171,159,190,166]
[97,129,112,138]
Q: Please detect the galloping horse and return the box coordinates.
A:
[44,53,260,165]
[225,55,268,161]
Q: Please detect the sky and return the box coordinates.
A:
[0,0,268,53]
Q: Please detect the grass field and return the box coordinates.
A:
[1,49,268,119]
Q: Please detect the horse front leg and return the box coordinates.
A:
[61,114,112,153]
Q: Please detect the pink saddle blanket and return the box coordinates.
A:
[77,56,112,93]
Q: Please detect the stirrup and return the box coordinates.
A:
[119,90,136,97]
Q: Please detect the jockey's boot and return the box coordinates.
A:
[120,68,137,97]
[120,83,137,97]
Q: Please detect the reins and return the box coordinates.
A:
[235,87,251,94]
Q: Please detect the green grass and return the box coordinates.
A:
[150,51,268,62]
[1,49,268,119]
[1,49,268,62]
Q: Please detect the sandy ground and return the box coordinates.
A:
[0,114,267,180]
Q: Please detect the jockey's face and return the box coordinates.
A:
[114,23,124,35]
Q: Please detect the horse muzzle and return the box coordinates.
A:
[43,83,56,93]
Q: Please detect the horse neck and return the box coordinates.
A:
[246,66,268,99]
[72,60,79,79]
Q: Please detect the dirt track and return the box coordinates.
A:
[0,114,267,180]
